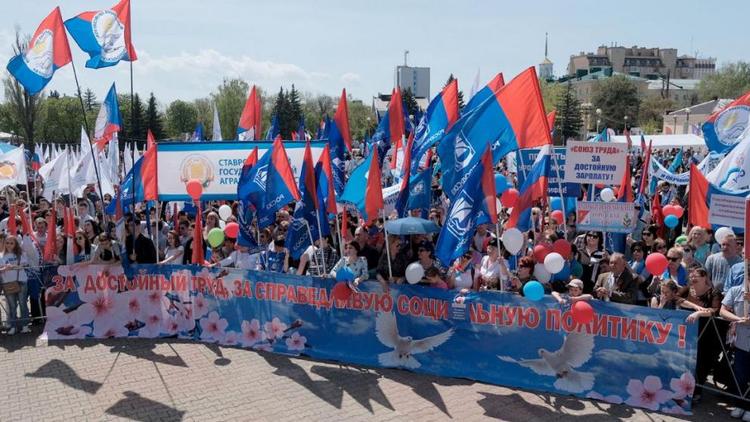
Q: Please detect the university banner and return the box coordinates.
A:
[42,264,697,415]
[156,141,326,201]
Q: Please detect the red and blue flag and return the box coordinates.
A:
[702,90,750,153]
[325,90,352,195]
[506,145,551,231]
[265,114,280,141]
[257,138,301,227]
[463,73,504,115]
[6,7,71,95]
[439,67,551,200]
[64,0,137,69]
[93,83,122,148]
[287,142,329,259]
[237,85,261,140]
[410,78,459,174]
[315,145,337,215]
[340,147,380,222]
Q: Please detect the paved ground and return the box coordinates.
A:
[0,326,736,421]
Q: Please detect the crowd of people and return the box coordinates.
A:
[0,143,748,418]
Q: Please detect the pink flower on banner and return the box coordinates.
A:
[85,291,120,321]
[93,319,129,338]
[177,305,195,332]
[163,316,180,335]
[193,292,209,319]
[625,376,673,411]
[264,317,288,340]
[222,331,239,346]
[146,290,162,309]
[138,311,163,338]
[123,291,144,319]
[670,372,696,399]
[200,311,228,342]
[254,342,273,352]
[240,319,264,347]
[285,332,307,351]
[43,304,94,340]
[586,391,623,404]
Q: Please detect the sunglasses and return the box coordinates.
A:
[683,248,692,253]
[587,234,599,239]
[418,248,428,252]
[667,256,680,262]
[642,232,653,237]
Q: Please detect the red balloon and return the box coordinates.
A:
[186,179,203,201]
[645,253,668,275]
[533,244,551,262]
[500,189,519,208]
[595,183,604,189]
[662,204,677,217]
[224,222,239,239]
[572,301,595,325]
[552,239,572,259]
[550,210,564,225]
[331,282,352,301]
[673,205,684,218]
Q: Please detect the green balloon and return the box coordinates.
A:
[207,227,225,248]
[675,235,688,245]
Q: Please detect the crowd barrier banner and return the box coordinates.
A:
[518,148,580,197]
[564,141,627,184]
[156,141,326,201]
[42,264,697,415]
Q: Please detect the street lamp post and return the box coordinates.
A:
[624,115,629,131]
[595,108,602,133]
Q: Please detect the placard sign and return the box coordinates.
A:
[564,141,627,184]
[709,194,746,229]
[518,148,580,197]
[156,141,325,201]
[576,201,637,233]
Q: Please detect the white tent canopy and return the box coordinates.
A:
[610,134,706,150]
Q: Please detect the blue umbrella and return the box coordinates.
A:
[384,217,440,235]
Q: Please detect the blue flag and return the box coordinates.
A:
[340,148,375,218]
[265,114,280,140]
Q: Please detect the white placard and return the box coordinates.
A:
[563,141,627,184]
[709,194,747,229]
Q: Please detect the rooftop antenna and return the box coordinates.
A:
[404,50,409,67]
[544,32,548,59]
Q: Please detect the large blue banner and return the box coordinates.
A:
[42,264,697,415]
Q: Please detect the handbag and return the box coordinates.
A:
[2,281,21,295]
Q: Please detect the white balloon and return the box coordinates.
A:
[600,188,615,203]
[543,252,565,274]
[714,227,734,244]
[533,263,551,283]
[501,228,524,255]
[405,262,425,284]
[218,204,233,221]
[219,220,226,229]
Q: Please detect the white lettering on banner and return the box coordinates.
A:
[265,194,285,210]
[709,194,746,229]
[564,141,627,184]
[576,201,636,234]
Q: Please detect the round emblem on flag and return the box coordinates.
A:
[179,155,215,188]
[23,29,54,78]
[0,162,18,180]
[715,105,750,147]
[92,10,127,63]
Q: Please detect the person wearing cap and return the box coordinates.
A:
[551,279,592,305]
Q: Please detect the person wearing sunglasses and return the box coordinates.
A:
[664,247,688,289]
[73,230,93,263]
[574,231,606,294]
[640,225,658,254]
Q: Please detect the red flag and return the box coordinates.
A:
[19,209,34,239]
[317,145,337,214]
[7,204,17,235]
[494,67,552,148]
[546,110,556,134]
[388,88,405,144]
[651,192,665,238]
[254,89,262,140]
[334,88,352,151]
[341,209,350,242]
[480,146,498,225]
[638,141,653,196]
[302,141,319,208]
[142,130,158,201]
[617,155,633,202]
[43,208,57,262]
[364,149,383,223]
[688,163,710,229]
[192,205,204,264]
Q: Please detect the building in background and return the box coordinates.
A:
[538,32,554,81]
[568,44,715,81]
[662,99,733,135]
[396,64,430,100]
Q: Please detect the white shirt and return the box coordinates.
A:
[479,255,504,283]
[219,251,260,270]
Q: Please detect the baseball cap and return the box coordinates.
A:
[567,279,584,290]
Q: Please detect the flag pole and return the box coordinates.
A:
[550,147,567,226]
[304,220,321,272]
[70,61,106,207]
[334,212,344,258]
[744,197,750,317]
[130,61,136,238]
[381,209,393,280]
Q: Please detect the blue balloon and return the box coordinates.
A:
[550,197,563,211]
[523,281,545,301]
[553,263,571,281]
[336,267,354,282]
[494,174,509,194]
[664,214,679,229]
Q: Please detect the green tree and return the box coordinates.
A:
[270,87,288,138]
[83,88,97,111]
[540,79,565,113]
[4,31,44,149]
[193,97,213,139]
[39,95,80,144]
[697,61,750,101]
[288,84,303,131]
[401,88,420,119]
[212,78,250,140]
[348,98,375,140]
[444,74,465,110]
[130,93,146,140]
[165,100,198,139]
[638,96,675,134]
[145,92,164,139]
[553,81,583,142]
[591,75,640,132]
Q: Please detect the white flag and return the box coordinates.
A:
[0,146,28,190]
[39,148,70,200]
[212,104,222,141]
[705,126,750,191]
[469,68,481,101]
